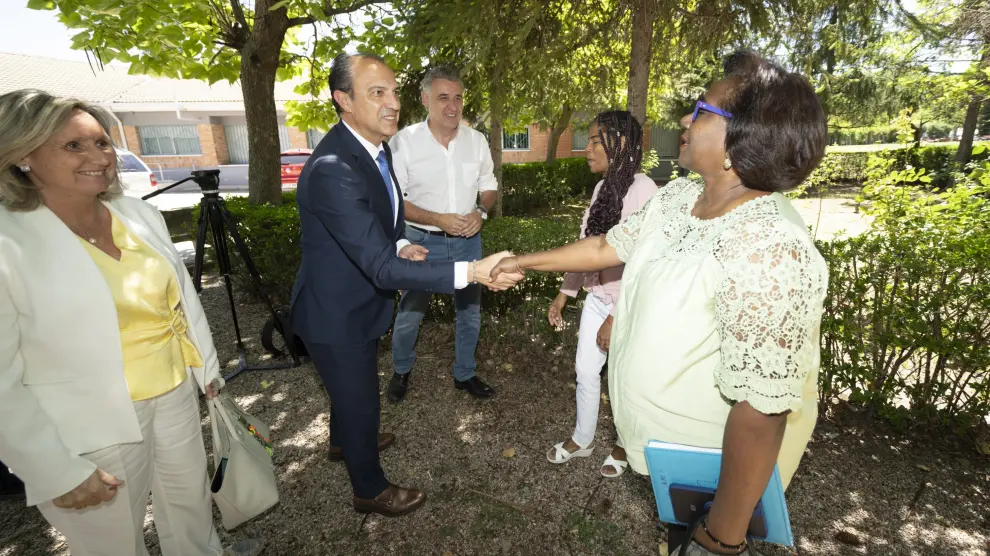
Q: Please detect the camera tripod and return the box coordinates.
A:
[142,169,302,381]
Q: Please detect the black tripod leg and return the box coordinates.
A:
[206,201,245,353]
[216,201,301,365]
[192,198,211,293]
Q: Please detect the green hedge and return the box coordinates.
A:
[828,127,899,146]
[191,192,301,306]
[501,157,597,215]
[818,160,990,430]
[196,150,990,432]
[803,151,869,191]
[799,145,990,194]
[195,191,580,312]
[884,145,990,189]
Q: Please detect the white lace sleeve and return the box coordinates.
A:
[605,177,693,262]
[605,201,652,262]
[713,228,828,415]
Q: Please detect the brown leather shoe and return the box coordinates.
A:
[353,483,426,517]
[328,433,395,462]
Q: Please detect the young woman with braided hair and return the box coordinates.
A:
[545,110,657,477]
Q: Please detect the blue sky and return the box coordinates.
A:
[0,1,93,62]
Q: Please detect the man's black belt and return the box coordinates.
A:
[408,225,456,237]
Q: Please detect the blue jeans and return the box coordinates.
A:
[392,225,482,382]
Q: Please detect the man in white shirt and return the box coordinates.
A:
[387,66,499,402]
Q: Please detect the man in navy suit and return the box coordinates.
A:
[290,52,521,517]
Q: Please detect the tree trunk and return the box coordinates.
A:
[912,121,923,148]
[626,0,654,125]
[956,98,983,164]
[241,7,289,206]
[979,99,990,136]
[957,48,990,164]
[489,101,504,218]
[818,6,840,121]
[489,64,505,218]
[545,103,573,163]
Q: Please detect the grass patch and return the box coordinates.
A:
[469,501,526,539]
[565,512,626,553]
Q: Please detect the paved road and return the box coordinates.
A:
[790,197,871,241]
[152,165,250,191]
[134,163,298,211]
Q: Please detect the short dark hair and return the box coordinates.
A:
[720,49,827,193]
[421,65,462,92]
[328,52,388,115]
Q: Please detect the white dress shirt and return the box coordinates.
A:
[390,120,498,232]
[338,119,470,288]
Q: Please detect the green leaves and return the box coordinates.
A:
[821,149,990,429]
[26,0,54,9]
[285,99,338,133]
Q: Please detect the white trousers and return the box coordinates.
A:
[38,378,222,556]
[572,293,614,448]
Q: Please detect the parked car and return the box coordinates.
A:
[280,149,313,186]
[116,149,159,196]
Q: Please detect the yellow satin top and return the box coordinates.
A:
[81,213,204,401]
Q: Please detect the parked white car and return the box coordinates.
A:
[116,149,159,196]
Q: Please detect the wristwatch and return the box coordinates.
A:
[475,206,488,220]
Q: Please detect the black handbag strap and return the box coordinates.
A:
[679,509,711,556]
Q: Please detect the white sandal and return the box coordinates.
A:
[600,454,628,478]
[546,441,594,464]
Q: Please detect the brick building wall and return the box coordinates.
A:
[195,124,220,166]
[287,126,309,149]
[209,124,230,165]
[122,126,141,154]
[120,123,237,169]
[116,118,643,170]
[501,124,652,164]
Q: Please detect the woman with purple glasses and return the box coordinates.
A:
[491,49,829,555]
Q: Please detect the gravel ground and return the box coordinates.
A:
[1,275,987,556]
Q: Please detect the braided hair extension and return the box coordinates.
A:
[583,110,643,237]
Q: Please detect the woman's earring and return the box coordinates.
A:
[723,156,732,171]
[18,165,30,172]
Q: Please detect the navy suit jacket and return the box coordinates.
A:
[290,123,455,345]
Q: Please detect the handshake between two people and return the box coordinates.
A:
[398,245,526,292]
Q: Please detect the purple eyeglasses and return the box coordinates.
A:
[691,100,733,122]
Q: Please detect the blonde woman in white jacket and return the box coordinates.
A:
[0,89,262,556]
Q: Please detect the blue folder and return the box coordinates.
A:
[644,439,794,547]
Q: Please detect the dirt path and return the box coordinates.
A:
[2,267,986,556]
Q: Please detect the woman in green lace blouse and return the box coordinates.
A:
[492,50,829,556]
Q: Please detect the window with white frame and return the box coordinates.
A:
[137,125,201,156]
[571,128,589,150]
[502,128,530,151]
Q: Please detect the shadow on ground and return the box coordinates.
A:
[1,277,987,556]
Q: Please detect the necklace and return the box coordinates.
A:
[66,214,104,245]
[70,226,99,244]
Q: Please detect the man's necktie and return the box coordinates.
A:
[375,151,396,219]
